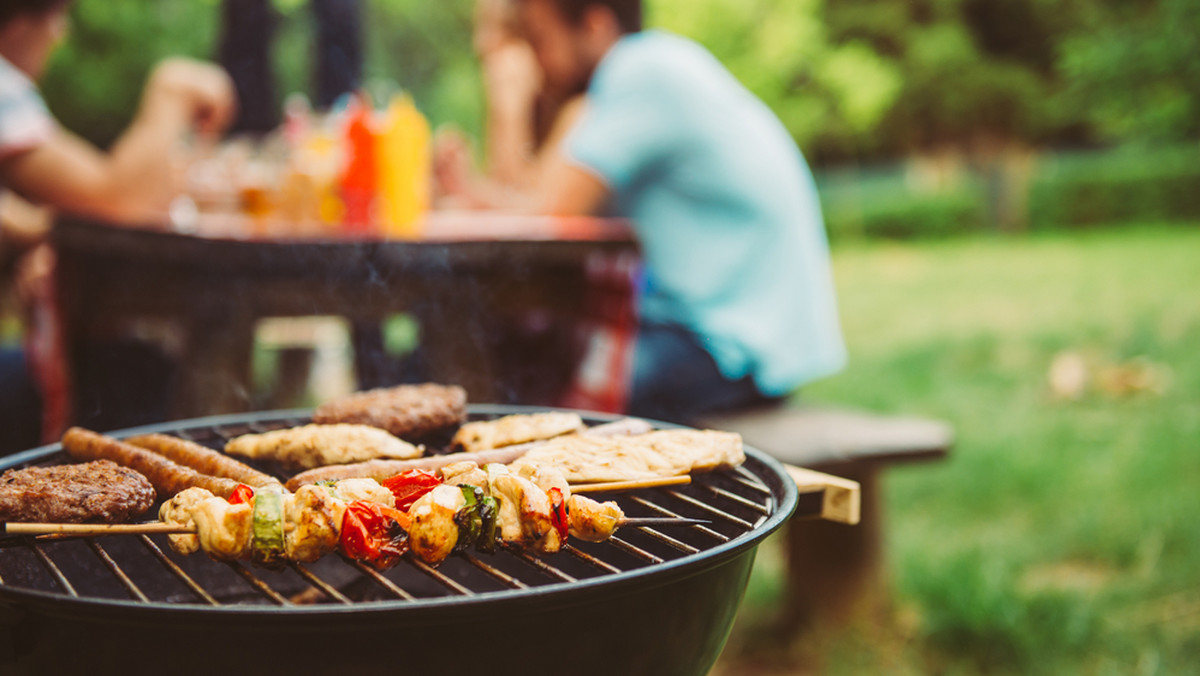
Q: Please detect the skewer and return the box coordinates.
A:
[1,515,709,539]
[570,475,691,493]
[3,522,195,536]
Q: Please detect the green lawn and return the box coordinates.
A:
[718,225,1200,675]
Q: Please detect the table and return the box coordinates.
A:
[51,213,637,423]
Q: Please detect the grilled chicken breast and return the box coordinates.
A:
[225,424,421,470]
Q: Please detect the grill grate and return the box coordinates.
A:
[0,409,783,612]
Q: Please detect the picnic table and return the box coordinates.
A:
[50,213,637,423]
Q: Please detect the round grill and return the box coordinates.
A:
[0,406,800,675]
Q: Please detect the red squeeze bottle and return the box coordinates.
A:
[340,99,378,234]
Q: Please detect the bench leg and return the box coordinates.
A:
[782,462,887,630]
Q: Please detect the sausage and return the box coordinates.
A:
[124,433,281,488]
[285,417,655,491]
[62,427,241,500]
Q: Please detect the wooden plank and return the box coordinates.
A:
[784,464,861,525]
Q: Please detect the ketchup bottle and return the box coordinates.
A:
[339,95,378,234]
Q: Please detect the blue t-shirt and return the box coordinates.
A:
[564,31,846,396]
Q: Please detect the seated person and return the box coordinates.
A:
[434,0,584,210]
[506,0,847,423]
[0,0,235,450]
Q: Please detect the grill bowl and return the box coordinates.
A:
[0,406,798,676]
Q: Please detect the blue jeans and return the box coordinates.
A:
[628,322,777,425]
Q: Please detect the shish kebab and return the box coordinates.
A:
[156,460,702,569]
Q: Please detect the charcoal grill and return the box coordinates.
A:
[0,406,810,676]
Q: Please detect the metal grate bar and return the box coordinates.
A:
[627,496,729,543]
[699,485,771,516]
[226,561,291,605]
[664,490,755,529]
[31,544,77,597]
[86,540,149,603]
[605,535,664,564]
[731,465,772,492]
[463,554,530,589]
[290,563,352,604]
[635,528,699,554]
[562,544,622,575]
[137,536,219,606]
[348,559,417,600]
[410,557,475,596]
[504,546,577,583]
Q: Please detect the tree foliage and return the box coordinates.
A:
[32,0,1200,163]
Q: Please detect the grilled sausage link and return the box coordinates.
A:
[285,417,655,491]
[125,433,281,488]
[62,428,241,499]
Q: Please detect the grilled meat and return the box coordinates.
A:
[519,430,745,483]
[190,497,254,561]
[63,427,240,499]
[439,461,490,493]
[225,424,421,470]
[451,412,584,452]
[407,484,467,566]
[312,383,467,439]
[283,484,344,563]
[326,477,396,507]
[566,495,623,542]
[284,417,655,490]
[125,433,281,488]
[159,486,214,554]
[0,460,155,524]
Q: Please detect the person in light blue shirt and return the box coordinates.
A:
[518,0,846,422]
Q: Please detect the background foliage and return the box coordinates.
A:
[40,0,1200,160]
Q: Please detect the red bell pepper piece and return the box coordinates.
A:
[548,487,569,542]
[382,470,443,511]
[228,484,255,506]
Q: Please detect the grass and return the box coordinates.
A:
[716,224,1200,675]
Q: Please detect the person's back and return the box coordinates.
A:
[563,30,845,414]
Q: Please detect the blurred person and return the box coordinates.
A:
[0,0,236,450]
[434,0,585,209]
[507,0,846,422]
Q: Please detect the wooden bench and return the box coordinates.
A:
[697,403,953,630]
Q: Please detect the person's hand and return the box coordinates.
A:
[143,58,238,137]
[432,126,476,201]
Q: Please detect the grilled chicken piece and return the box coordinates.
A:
[190,497,253,561]
[328,477,396,508]
[407,484,467,566]
[450,412,585,452]
[520,430,744,482]
[283,484,344,562]
[439,461,490,494]
[159,486,215,555]
[567,495,623,542]
[490,473,553,548]
[511,462,571,500]
[225,424,421,470]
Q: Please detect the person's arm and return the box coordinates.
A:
[0,58,234,225]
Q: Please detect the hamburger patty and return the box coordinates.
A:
[312,383,468,439]
[0,460,156,523]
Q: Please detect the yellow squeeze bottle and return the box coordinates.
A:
[377,95,431,239]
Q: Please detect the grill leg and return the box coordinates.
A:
[782,462,887,630]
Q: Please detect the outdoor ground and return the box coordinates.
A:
[714,225,1200,675]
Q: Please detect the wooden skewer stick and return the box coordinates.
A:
[2,522,195,536]
[570,475,691,493]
